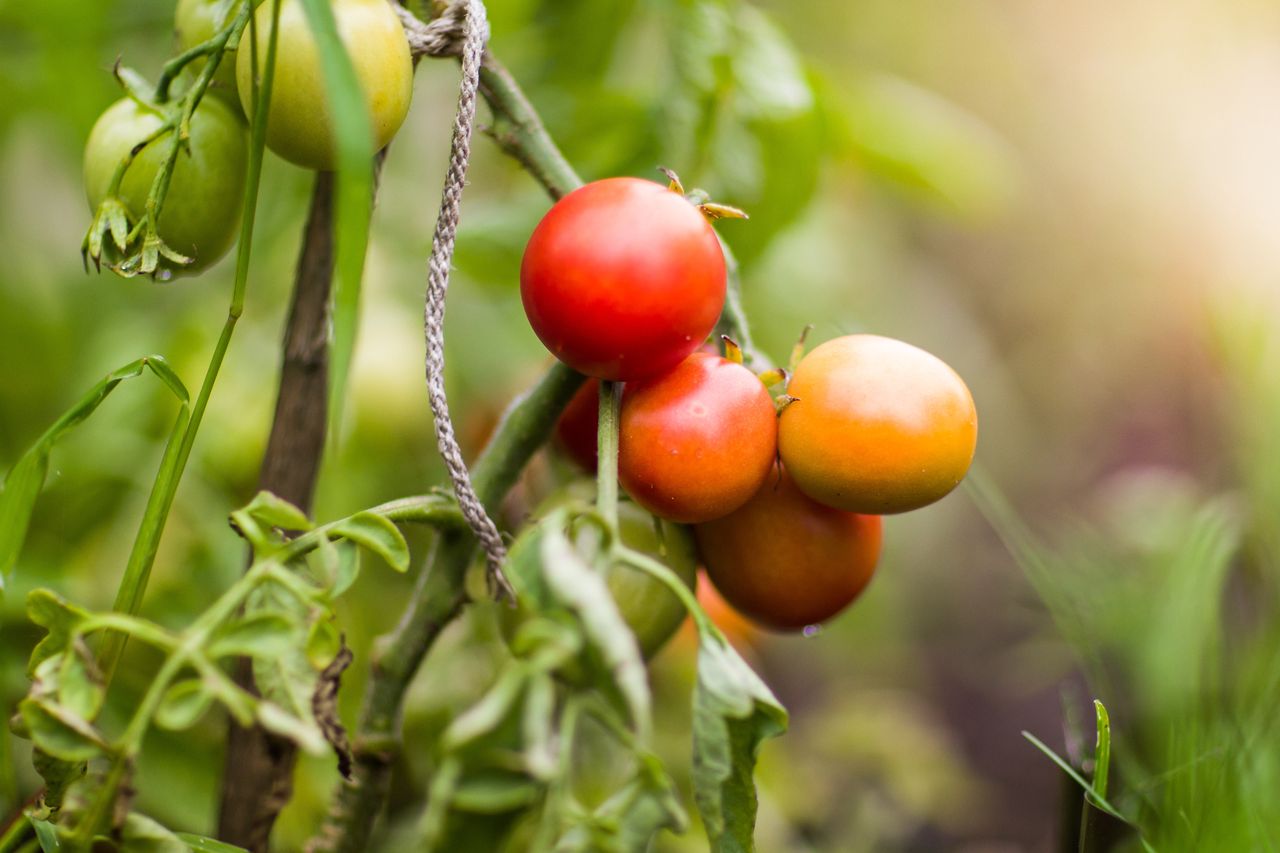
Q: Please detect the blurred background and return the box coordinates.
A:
[3,0,1280,850]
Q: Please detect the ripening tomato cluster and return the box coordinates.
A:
[85,0,414,276]
[526,177,978,633]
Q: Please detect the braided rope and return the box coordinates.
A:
[418,0,513,598]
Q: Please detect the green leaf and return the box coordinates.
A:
[1092,699,1111,802]
[451,771,543,814]
[119,811,187,853]
[1021,731,1127,821]
[331,512,409,573]
[305,617,341,669]
[207,613,298,660]
[539,525,650,736]
[241,491,314,533]
[442,666,527,753]
[0,357,188,587]
[691,635,787,852]
[174,834,249,853]
[730,5,813,119]
[295,0,374,445]
[57,641,105,722]
[256,701,326,755]
[19,698,109,763]
[26,589,88,675]
[155,678,216,731]
[29,816,62,852]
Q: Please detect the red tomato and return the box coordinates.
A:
[779,335,977,514]
[619,352,777,524]
[695,464,882,631]
[553,378,600,472]
[520,177,727,380]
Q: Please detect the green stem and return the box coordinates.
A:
[97,0,281,701]
[0,814,27,853]
[596,381,621,531]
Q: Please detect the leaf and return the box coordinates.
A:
[442,666,528,753]
[295,0,374,445]
[207,613,298,660]
[730,5,813,119]
[155,679,216,731]
[451,771,543,814]
[174,834,249,853]
[558,754,688,852]
[330,512,409,573]
[26,589,88,675]
[1021,731,1127,821]
[241,491,314,533]
[539,525,650,737]
[57,640,105,722]
[305,617,341,669]
[691,635,787,852]
[119,811,187,853]
[29,816,62,852]
[256,702,326,756]
[19,698,109,763]
[0,357,188,587]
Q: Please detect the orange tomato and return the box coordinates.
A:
[779,334,977,514]
[695,464,882,631]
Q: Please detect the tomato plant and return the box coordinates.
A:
[505,483,697,660]
[695,464,883,631]
[520,177,727,380]
[618,351,778,523]
[779,334,978,514]
[236,0,413,171]
[83,96,248,273]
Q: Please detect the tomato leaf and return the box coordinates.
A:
[242,491,314,534]
[691,633,787,852]
[246,574,327,754]
[19,697,109,764]
[330,512,409,573]
[155,678,216,731]
[207,612,297,660]
[174,834,250,853]
[0,357,188,590]
[25,589,88,676]
[119,811,187,853]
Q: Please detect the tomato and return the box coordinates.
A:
[505,484,697,660]
[236,0,414,171]
[618,352,777,524]
[694,464,882,631]
[553,378,600,472]
[520,178,727,381]
[779,335,977,514]
[686,569,758,651]
[175,0,244,104]
[84,96,248,274]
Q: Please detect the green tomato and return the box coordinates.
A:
[505,484,697,661]
[236,0,414,171]
[83,96,248,275]
[174,0,242,105]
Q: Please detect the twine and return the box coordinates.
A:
[414,0,513,598]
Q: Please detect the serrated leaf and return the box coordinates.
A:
[692,635,787,852]
[19,698,109,763]
[174,834,249,853]
[247,581,325,753]
[120,811,187,853]
[331,512,409,573]
[242,491,314,533]
[207,613,298,660]
[26,590,88,675]
[155,678,216,731]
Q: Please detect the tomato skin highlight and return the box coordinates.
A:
[84,97,248,274]
[236,0,413,171]
[695,465,882,631]
[779,334,977,514]
[618,353,777,524]
[520,177,727,381]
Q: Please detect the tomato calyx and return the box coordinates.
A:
[657,166,749,224]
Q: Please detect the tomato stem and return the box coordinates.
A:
[596,380,623,533]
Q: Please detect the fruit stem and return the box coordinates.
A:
[597,380,623,533]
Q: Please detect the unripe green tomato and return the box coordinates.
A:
[504,484,697,661]
[83,96,248,275]
[236,0,414,171]
[174,0,244,105]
